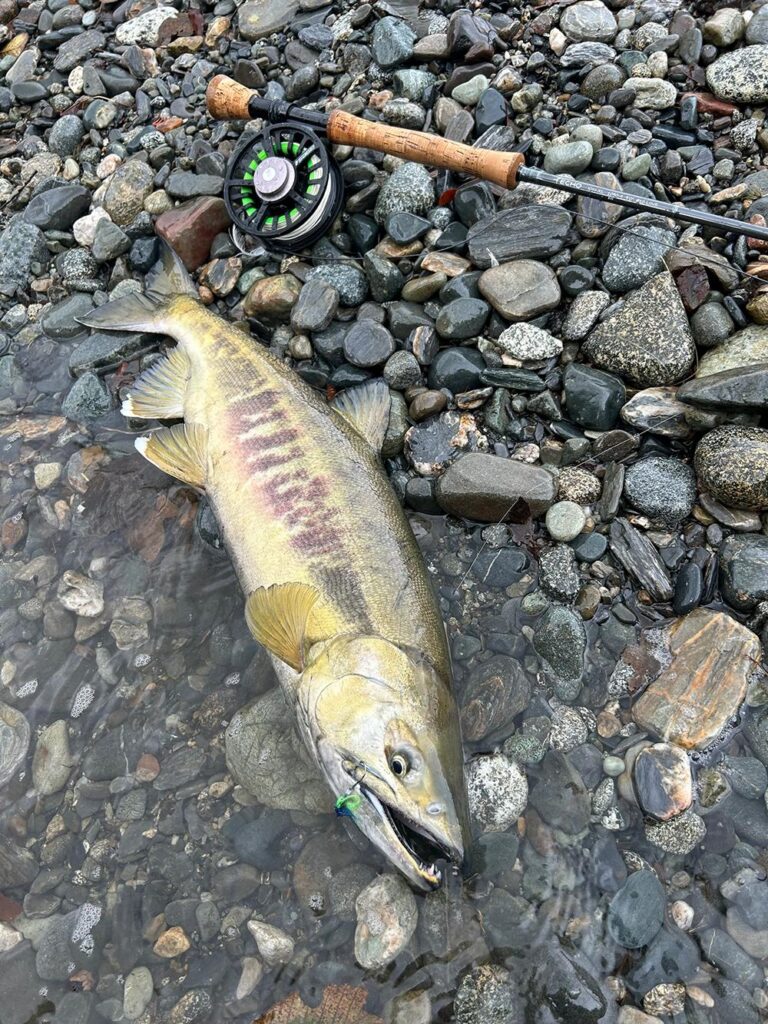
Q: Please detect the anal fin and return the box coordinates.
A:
[136,422,207,488]
[245,583,320,670]
[123,345,190,419]
[331,380,391,454]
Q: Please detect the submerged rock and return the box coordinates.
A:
[607,870,665,949]
[466,753,527,832]
[631,609,760,749]
[225,689,331,813]
[354,874,417,970]
[0,702,30,790]
[632,743,693,821]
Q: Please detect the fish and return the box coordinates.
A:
[76,242,469,890]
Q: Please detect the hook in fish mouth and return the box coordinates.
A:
[359,783,456,889]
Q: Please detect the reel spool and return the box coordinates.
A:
[223,121,343,253]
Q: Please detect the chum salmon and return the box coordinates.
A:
[78,242,469,889]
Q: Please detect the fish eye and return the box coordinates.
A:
[390,752,410,778]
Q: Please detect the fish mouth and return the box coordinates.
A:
[361,784,456,889]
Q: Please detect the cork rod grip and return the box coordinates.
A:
[327,110,525,189]
[207,74,254,120]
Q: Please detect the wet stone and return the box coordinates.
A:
[62,372,112,423]
[563,363,625,431]
[623,457,696,524]
[633,743,693,821]
[706,45,768,104]
[467,206,572,268]
[607,870,665,949]
[679,364,768,413]
[620,387,693,440]
[533,604,586,685]
[436,453,556,521]
[467,753,527,832]
[354,874,417,970]
[479,260,561,321]
[694,426,768,511]
[584,273,695,388]
[454,964,520,1024]
[530,751,591,834]
[698,928,763,991]
[719,533,768,612]
[374,162,434,225]
[632,609,760,750]
[601,225,677,294]
[435,298,489,340]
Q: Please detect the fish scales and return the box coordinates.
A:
[172,299,449,672]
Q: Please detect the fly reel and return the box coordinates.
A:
[223,122,344,253]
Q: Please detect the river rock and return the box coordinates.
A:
[494,323,562,362]
[0,702,29,789]
[467,206,572,267]
[583,273,695,387]
[632,609,760,749]
[374,162,434,225]
[225,689,331,813]
[560,0,617,42]
[633,743,693,821]
[155,197,232,271]
[116,6,176,44]
[467,753,527,832]
[706,45,768,104]
[694,426,768,510]
[238,0,298,41]
[435,453,556,521]
[528,751,591,833]
[102,160,155,225]
[601,225,677,294]
[478,261,561,321]
[697,325,768,377]
[623,78,677,109]
[622,457,696,524]
[31,721,72,796]
[454,965,520,1024]
[563,363,625,431]
[720,533,768,611]
[354,874,417,970]
[620,387,694,439]
[679,364,768,412]
[607,870,665,949]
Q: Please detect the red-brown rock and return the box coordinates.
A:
[632,608,760,750]
[155,197,232,271]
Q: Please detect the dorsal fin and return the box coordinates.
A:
[122,345,191,419]
[135,422,207,488]
[245,583,320,670]
[331,380,391,454]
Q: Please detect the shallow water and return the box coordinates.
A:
[1,380,767,1024]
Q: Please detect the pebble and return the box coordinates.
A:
[719,533,768,611]
[563,362,625,431]
[31,720,71,796]
[454,964,520,1024]
[607,870,665,949]
[623,457,696,524]
[153,926,190,958]
[344,321,396,367]
[435,453,556,521]
[478,261,561,321]
[706,45,768,103]
[466,753,527,832]
[546,501,586,542]
[246,919,294,966]
[494,323,562,363]
[374,162,434,225]
[583,272,696,387]
[633,743,693,820]
[694,426,768,511]
[354,874,417,970]
[0,701,30,789]
[561,1,617,43]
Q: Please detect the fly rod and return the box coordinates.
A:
[206,74,768,253]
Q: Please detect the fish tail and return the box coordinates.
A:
[75,241,198,334]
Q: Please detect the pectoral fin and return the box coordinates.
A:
[136,422,207,488]
[123,345,191,419]
[331,380,391,454]
[245,582,320,670]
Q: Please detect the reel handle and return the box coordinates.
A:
[206,75,525,190]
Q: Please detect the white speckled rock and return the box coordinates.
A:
[706,45,768,103]
[495,322,562,362]
[467,753,527,832]
[246,920,294,966]
[624,77,677,109]
[115,6,177,45]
